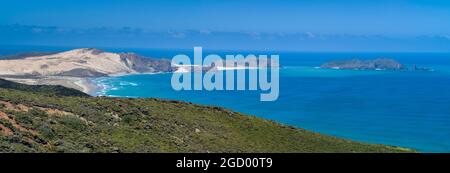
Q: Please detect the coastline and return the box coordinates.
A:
[0,72,167,97]
[72,77,100,95]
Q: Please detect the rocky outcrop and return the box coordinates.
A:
[119,53,175,73]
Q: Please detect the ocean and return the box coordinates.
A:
[2,45,450,152]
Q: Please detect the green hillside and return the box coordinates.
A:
[0,79,89,97]
[0,79,413,153]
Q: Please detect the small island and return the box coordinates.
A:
[320,58,432,71]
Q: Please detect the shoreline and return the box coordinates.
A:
[72,77,100,95]
[0,72,168,97]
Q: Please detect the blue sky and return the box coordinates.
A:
[1,0,450,51]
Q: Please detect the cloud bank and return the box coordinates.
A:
[1,25,449,52]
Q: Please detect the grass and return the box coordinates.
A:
[0,79,415,153]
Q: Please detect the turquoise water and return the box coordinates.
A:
[94,52,450,152]
[2,46,450,152]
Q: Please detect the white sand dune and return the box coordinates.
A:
[0,48,136,76]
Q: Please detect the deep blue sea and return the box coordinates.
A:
[2,45,450,152]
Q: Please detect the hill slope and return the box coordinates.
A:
[0,79,413,153]
[0,78,89,97]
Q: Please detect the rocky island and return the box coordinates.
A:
[321,58,432,71]
[321,58,405,70]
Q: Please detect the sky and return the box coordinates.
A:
[1,0,450,51]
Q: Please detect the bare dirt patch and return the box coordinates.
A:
[0,124,13,136]
[0,111,38,136]
[0,100,30,112]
